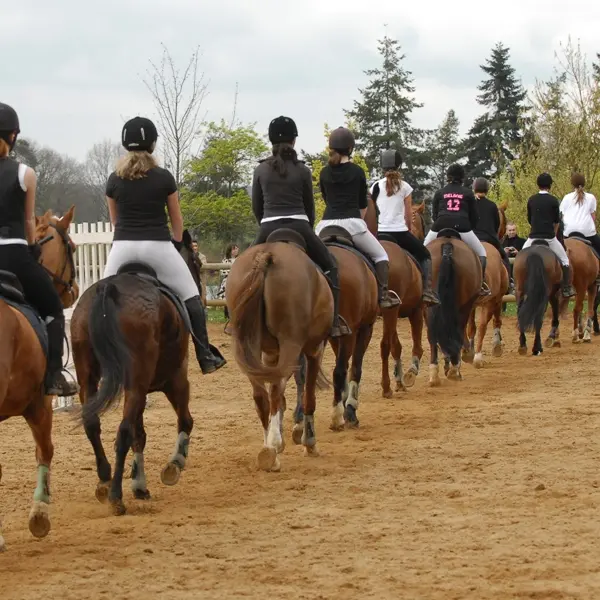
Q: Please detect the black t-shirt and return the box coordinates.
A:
[474,196,500,240]
[320,162,367,220]
[106,167,177,241]
[0,157,26,240]
[431,182,478,232]
[502,235,525,252]
[527,192,560,239]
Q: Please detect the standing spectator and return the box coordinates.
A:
[218,243,239,319]
[502,222,525,258]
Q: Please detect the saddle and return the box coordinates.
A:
[566,232,600,260]
[437,228,462,240]
[115,262,195,339]
[317,226,377,278]
[377,232,422,274]
[0,270,49,357]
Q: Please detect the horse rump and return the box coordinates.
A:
[517,251,549,333]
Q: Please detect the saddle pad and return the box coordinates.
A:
[325,242,377,279]
[0,295,48,358]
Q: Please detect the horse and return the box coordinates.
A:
[179,229,206,306]
[464,200,510,368]
[70,257,198,515]
[0,206,78,551]
[426,231,483,386]
[513,242,563,356]
[562,234,599,343]
[225,230,333,471]
[364,198,428,396]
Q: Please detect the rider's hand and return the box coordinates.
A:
[28,242,42,261]
[171,238,183,252]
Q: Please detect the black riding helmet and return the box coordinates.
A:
[328,127,355,155]
[0,102,20,148]
[380,148,402,170]
[268,116,298,144]
[473,177,489,194]
[122,116,158,152]
[447,163,465,183]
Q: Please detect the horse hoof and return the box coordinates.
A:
[532,350,543,356]
[572,337,582,344]
[544,337,557,348]
[344,405,359,427]
[161,462,181,486]
[109,499,127,516]
[461,352,474,364]
[257,447,278,472]
[583,334,592,343]
[292,426,303,445]
[491,344,503,358]
[429,379,441,388]
[95,481,111,504]
[28,502,50,539]
[403,370,417,388]
[304,445,320,457]
[518,346,527,356]
[132,488,151,500]
[277,439,286,454]
[553,340,561,348]
[382,389,394,399]
[474,359,484,369]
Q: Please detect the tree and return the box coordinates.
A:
[144,44,208,186]
[426,109,462,189]
[188,120,267,196]
[464,43,527,181]
[593,53,600,83]
[12,138,39,169]
[83,140,124,220]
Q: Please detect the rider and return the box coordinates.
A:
[316,127,400,309]
[370,148,440,306]
[522,172,576,298]
[0,102,78,396]
[103,116,226,374]
[425,163,490,296]
[472,177,515,294]
[251,116,350,337]
[560,173,600,282]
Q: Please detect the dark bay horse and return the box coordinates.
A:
[562,235,598,343]
[364,198,427,396]
[513,242,563,356]
[426,232,482,386]
[179,229,205,305]
[225,234,333,471]
[71,263,196,515]
[0,207,78,550]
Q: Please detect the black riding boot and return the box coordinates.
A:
[561,265,576,298]
[374,260,401,308]
[503,258,515,294]
[184,296,227,374]
[45,316,79,397]
[478,256,491,296]
[420,258,440,306]
[327,266,351,338]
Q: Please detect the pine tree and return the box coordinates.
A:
[344,35,427,196]
[464,43,527,181]
[593,53,600,82]
[427,110,462,189]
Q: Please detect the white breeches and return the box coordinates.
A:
[424,229,487,257]
[522,237,569,266]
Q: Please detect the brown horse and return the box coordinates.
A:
[513,242,563,355]
[426,232,483,386]
[71,260,196,515]
[179,229,206,305]
[225,232,333,471]
[0,207,78,551]
[364,198,427,396]
[464,200,510,368]
[562,235,599,343]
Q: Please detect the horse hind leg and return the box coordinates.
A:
[302,353,321,457]
[583,284,597,343]
[491,303,504,358]
[380,309,395,398]
[462,309,476,364]
[330,336,351,432]
[130,414,150,500]
[474,304,494,368]
[403,306,423,389]
[346,324,374,428]
[292,354,306,445]
[544,295,561,350]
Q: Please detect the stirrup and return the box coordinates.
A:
[380,290,401,308]
[331,315,351,337]
[479,282,491,296]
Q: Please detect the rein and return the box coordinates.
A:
[38,222,77,305]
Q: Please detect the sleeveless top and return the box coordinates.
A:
[0,157,27,243]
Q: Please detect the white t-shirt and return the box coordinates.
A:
[560,191,597,237]
[370,178,413,232]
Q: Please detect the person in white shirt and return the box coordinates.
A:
[370,149,439,306]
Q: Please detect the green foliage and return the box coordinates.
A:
[188,120,267,196]
[427,109,462,189]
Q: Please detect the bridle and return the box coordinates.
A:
[38,222,77,305]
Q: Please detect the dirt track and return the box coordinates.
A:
[2,317,600,599]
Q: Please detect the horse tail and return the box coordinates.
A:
[82,280,131,423]
[428,241,463,358]
[231,250,300,382]
[517,252,548,332]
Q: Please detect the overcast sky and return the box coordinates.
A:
[2,0,599,162]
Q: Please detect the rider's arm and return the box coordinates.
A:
[358,169,368,220]
[166,191,183,242]
[23,167,37,245]
[432,190,440,221]
[527,198,532,224]
[467,191,479,229]
[251,168,264,224]
[105,173,117,227]
[303,167,316,227]
[404,193,413,232]
[494,205,500,236]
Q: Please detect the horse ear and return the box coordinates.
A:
[59,205,76,229]
[39,210,52,227]
[415,202,425,213]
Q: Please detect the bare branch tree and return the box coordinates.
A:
[143,44,209,186]
[83,140,124,220]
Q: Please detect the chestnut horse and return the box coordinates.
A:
[71,260,197,515]
[562,235,599,343]
[225,232,333,471]
[464,201,509,367]
[0,207,78,551]
[513,242,563,356]
[364,198,427,396]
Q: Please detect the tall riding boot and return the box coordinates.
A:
[503,258,515,294]
[327,266,351,338]
[478,256,491,296]
[420,258,440,306]
[374,261,401,308]
[45,315,79,397]
[184,296,227,374]
[561,265,576,298]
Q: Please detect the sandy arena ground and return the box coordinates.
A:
[2,317,600,599]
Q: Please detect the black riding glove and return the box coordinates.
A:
[29,242,42,261]
[172,238,183,252]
